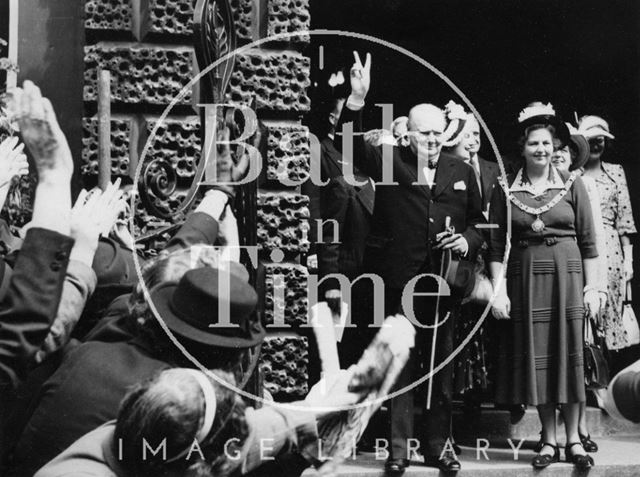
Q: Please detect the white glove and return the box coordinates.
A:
[584,288,601,321]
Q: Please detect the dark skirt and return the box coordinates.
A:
[495,238,586,405]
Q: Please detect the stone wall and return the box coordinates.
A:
[83,0,312,401]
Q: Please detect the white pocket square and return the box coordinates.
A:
[453,180,466,190]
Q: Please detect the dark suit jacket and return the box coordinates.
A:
[2,213,222,476]
[5,340,170,477]
[302,136,367,255]
[478,156,500,213]
[0,228,73,391]
[317,174,374,293]
[339,107,486,289]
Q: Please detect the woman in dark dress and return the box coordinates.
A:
[488,105,601,470]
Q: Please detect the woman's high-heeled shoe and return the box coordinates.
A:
[579,433,598,452]
[531,443,559,469]
[565,442,594,470]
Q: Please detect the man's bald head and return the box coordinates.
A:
[406,103,446,160]
[407,104,446,131]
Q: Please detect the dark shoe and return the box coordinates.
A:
[565,442,594,470]
[424,452,461,473]
[384,458,409,476]
[510,404,526,423]
[531,443,559,469]
[580,433,599,453]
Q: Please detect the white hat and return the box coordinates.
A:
[578,115,615,140]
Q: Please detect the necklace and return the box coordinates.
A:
[505,171,579,232]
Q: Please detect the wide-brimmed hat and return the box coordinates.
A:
[518,102,570,146]
[150,264,262,348]
[578,115,615,140]
[568,133,590,171]
[92,237,137,289]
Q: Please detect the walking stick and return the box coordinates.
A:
[426,216,453,410]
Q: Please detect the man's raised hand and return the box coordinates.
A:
[349,51,372,102]
[6,81,73,181]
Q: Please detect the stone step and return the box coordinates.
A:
[452,405,640,443]
[322,436,640,477]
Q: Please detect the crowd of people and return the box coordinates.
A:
[0,81,371,477]
[306,51,640,474]
[0,52,639,477]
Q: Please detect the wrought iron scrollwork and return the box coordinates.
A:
[138,158,179,218]
[137,0,239,236]
[193,0,237,105]
[136,1,262,393]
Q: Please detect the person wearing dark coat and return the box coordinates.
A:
[0,81,77,454]
[1,190,258,477]
[314,95,375,368]
[339,53,485,474]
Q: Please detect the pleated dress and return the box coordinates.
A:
[488,167,598,405]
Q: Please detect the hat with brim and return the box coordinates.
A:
[578,116,615,140]
[92,237,137,289]
[568,134,590,171]
[519,114,570,146]
[150,265,263,348]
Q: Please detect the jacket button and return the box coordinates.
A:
[429,218,434,223]
[50,262,61,272]
[55,251,68,261]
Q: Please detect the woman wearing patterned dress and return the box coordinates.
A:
[579,115,637,374]
[551,130,607,452]
[489,104,601,470]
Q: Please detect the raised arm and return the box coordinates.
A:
[0,81,74,389]
[335,52,385,181]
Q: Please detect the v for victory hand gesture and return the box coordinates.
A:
[349,51,372,103]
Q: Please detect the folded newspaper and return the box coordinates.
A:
[313,312,416,476]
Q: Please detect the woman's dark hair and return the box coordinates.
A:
[115,369,249,477]
[517,123,557,151]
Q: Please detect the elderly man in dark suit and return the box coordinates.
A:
[338,52,485,474]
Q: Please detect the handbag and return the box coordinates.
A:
[584,312,610,390]
[622,281,640,345]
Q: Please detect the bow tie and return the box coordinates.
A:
[427,158,438,169]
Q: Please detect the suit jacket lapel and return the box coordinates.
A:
[355,179,375,215]
[321,138,346,178]
[434,154,456,198]
[401,146,431,200]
